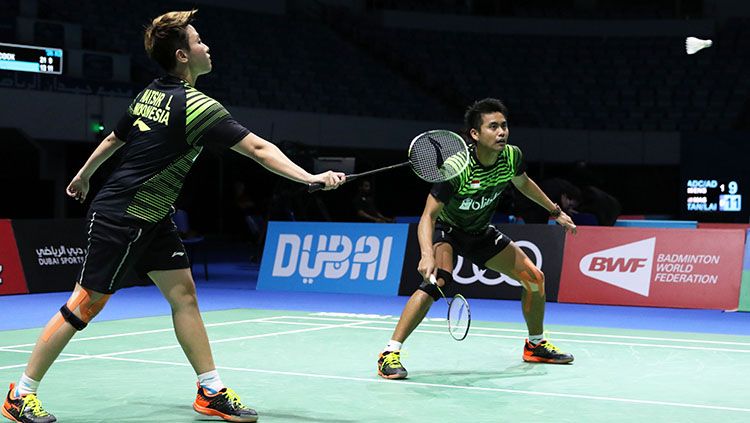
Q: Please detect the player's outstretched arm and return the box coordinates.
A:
[511,173,577,233]
[231,133,345,190]
[416,194,444,280]
[66,132,125,203]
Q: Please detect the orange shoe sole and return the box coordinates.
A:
[523,354,574,364]
[2,405,22,423]
[193,402,258,423]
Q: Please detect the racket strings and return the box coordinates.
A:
[447,296,470,340]
[409,131,469,183]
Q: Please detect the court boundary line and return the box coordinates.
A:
[3,314,750,355]
[246,319,750,353]
[0,319,370,370]
[6,352,748,414]
[298,315,750,346]
[1,314,749,414]
[0,316,296,350]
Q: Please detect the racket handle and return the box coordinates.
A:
[308,182,325,193]
[308,175,357,193]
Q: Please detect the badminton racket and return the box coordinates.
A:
[429,274,471,341]
[308,130,469,192]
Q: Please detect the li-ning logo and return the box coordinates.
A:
[458,191,501,211]
[579,237,655,296]
[0,264,3,285]
[272,234,393,284]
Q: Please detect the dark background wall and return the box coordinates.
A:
[1,0,748,234]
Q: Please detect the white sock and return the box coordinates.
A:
[529,334,544,345]
[197,370,225,394]
[15,373,40,397]
[384,340,402,352]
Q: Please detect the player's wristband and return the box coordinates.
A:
[549,204,562,218]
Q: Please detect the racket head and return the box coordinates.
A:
[447,294,471,341]
[407,130,469,183]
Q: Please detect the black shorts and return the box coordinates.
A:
[433,221,512,268]
[77,211,190,294]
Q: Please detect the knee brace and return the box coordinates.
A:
[417,268,453,301]
[42,288,110,341]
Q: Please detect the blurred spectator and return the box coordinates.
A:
[569,162,621,226]
[228,180,264,261]
[578,185,621,226]
[516,178,581,224]
[515,175,620,226]
[353,179,394,223]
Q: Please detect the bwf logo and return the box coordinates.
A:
[271,234,393,284]
[588,257,648,273]
[579,238,656,296]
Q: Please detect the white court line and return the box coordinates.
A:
[0,355,91,371]
[2,315,749,414]
[0,316,291,350]
[19,353,750,414]
[0,319,369,370]
[283,315,750,347]
[3,313,749,356]
[241,320,750,354]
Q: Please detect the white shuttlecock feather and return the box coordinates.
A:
[686,37,712,55]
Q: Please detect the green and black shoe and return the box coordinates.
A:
[193,384,258,422]
[377,350,408,379]
[523,339,574,364]
[2,383,56,423]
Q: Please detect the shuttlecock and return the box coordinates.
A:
[686,37,712,55]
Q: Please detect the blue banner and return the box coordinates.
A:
[258,222,408,295]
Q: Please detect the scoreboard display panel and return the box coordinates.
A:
[680,134,748,223]
[684,177,745,222]
[0,42,63,74]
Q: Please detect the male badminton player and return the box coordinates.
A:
[2,10,344,423]
[378,98,575,379]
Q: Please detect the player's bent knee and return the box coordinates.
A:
[518,264,545,295]
[42,288,110,342]
[435,268,453,286]
[61,288,111,331]
[417,281,441,302]
[170,291,199,311]
[417,268,453,301]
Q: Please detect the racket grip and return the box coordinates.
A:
[308,182,325,193]
[429,274,437,285]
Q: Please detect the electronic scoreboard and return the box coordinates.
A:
[0,42,63,74]
[684,178,744,221]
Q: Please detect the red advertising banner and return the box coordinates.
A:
[0,219,28,295]
[559,227,744,309]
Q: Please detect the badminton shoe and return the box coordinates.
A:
[192,384,258,422]
[377,350,408,379]
[2,383,56,423]
[523,339,574,364]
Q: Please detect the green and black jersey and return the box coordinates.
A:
[90,75,249,223]
[431,144,526,234]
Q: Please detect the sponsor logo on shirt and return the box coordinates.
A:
[458,191,501,211]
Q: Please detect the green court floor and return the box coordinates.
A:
[1,309,749,422]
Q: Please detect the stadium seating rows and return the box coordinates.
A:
[1,0,745,130]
